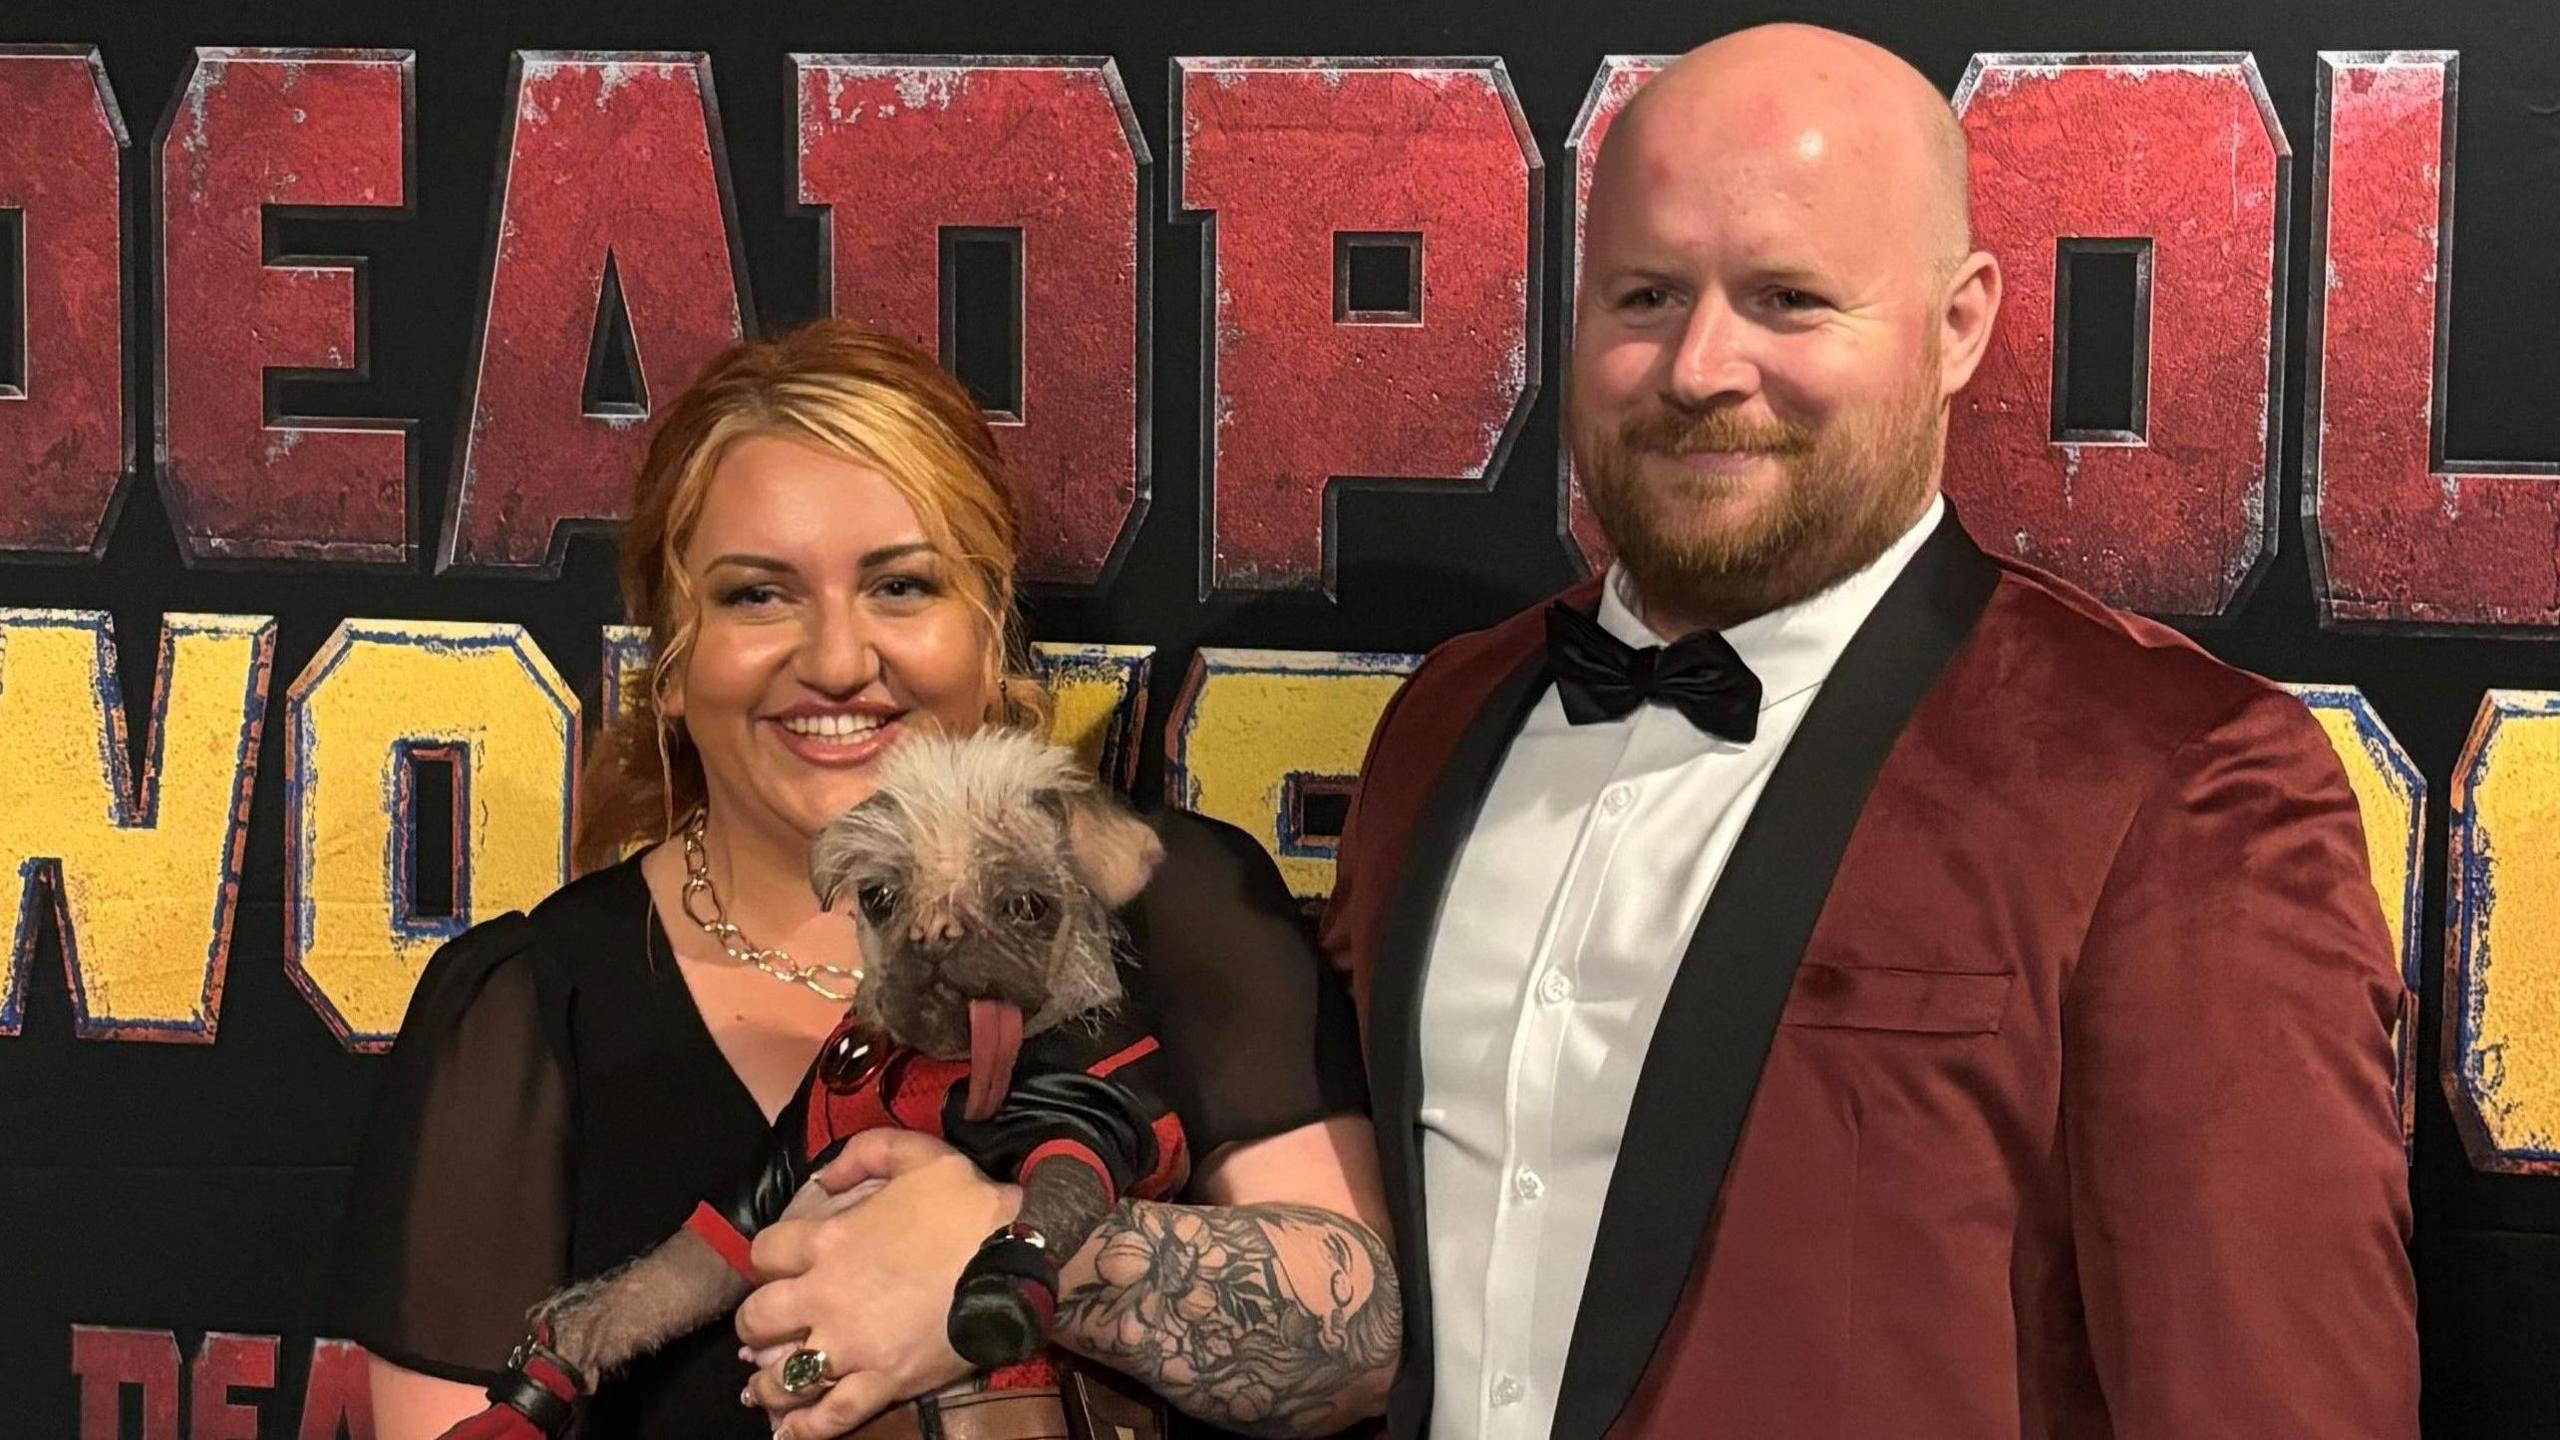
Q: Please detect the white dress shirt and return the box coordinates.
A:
[1416,494,1943,1440]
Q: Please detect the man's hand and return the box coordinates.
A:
[737,1130,1022,1440]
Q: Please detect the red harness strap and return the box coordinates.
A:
[683,1202,760,1284]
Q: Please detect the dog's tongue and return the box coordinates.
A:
[964,998,1023,1122]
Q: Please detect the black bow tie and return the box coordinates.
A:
[1544,600,1762,742]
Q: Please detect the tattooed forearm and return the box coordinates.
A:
[1051,1201,1402,1437]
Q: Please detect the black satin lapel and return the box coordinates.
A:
[1368,646,1554,1440]
[1550,512,2002,1440]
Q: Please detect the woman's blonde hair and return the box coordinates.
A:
[573,318,1050,872]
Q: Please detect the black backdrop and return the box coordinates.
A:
[4,0,2558,1435]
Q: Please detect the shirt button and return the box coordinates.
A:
[1513,1168,1545,1201]
[1600,783,1635,815]
[1539,970,1574,1004]
[1491,1375,1525,1407]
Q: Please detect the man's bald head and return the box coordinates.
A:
[1598,23,1971,275]
[1567,23,2003,637]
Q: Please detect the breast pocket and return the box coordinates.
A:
[1780,961,2012,1035]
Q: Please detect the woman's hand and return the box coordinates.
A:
[736,1130,1021,1439]
[742,1118,1401,1440]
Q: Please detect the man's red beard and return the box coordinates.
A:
[1573,363,1946,634]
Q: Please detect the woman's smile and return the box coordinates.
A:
[765,701,907,769]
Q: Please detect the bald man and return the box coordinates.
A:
[1322,24,2418,1440]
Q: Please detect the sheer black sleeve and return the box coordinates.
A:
[1122,810,1371,1176]
[323,914,576,1385]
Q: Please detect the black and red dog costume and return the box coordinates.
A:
[450,1002,1189,1437]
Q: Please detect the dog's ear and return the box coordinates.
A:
[1050,784,1163,908]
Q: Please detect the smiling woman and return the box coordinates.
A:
[323,320,1397,1440]
[584,323,1051,865]
[659,436,996,847]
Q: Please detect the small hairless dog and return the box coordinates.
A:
[441,728,1188,1438]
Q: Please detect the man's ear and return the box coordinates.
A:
[1936,248,2003,400]
[1058,789,1164,908]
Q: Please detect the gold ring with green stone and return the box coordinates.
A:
[779,1348,835,1397]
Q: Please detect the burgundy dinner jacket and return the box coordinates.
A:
[1320,507,2419,1439]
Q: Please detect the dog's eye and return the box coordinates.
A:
[1004,891,1051,925]
[856,883,899,926]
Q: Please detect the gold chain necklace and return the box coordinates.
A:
[679,814,863,1002]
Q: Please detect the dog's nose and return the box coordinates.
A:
[908,910,964,949]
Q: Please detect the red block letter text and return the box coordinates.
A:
[71,1326,179,1440]
[0,48,127,559]
[2306,52,2560,629]
[442,52,747,575]
[156,48,412,564]
[1947,54,2289,617]
[188,1333,276,1440]
[797,58,1149,587]
[1175,59,1539,597]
